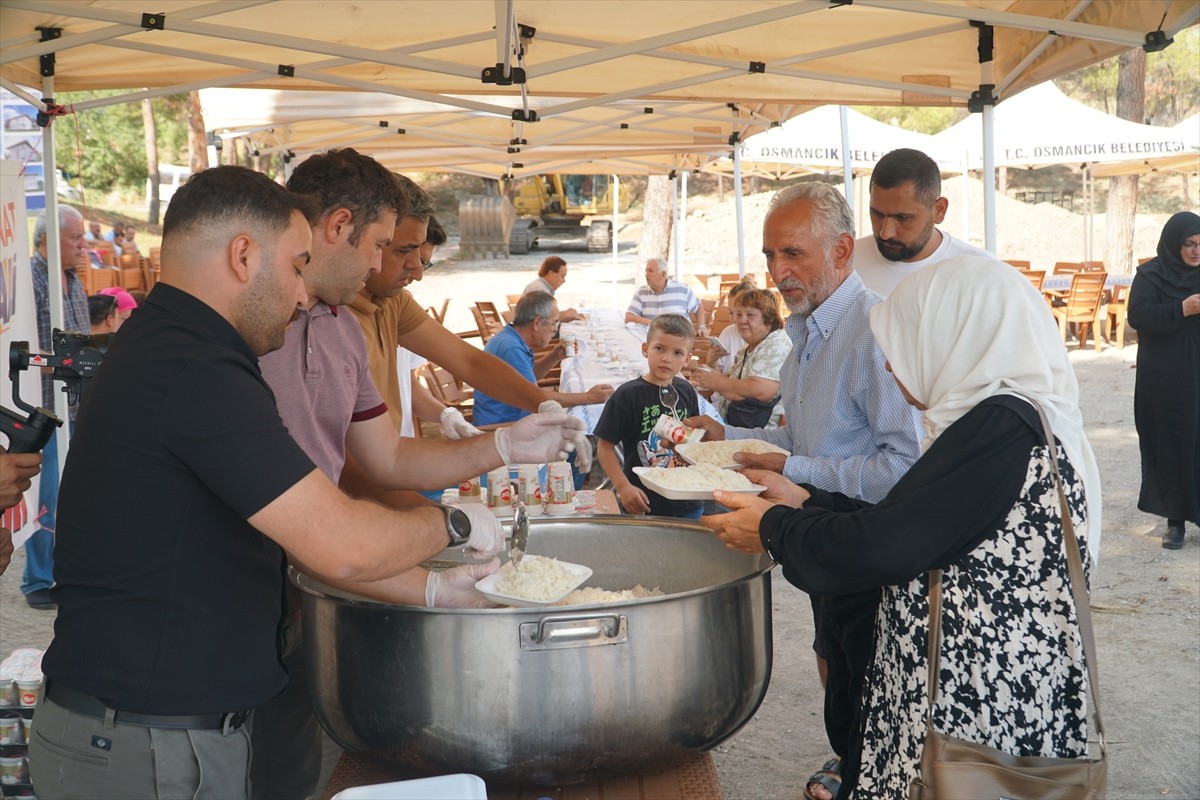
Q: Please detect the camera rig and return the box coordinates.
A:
[1,329,107,454]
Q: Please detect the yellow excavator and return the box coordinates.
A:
[458,174,631,258]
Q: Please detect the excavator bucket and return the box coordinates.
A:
[457,194,517,260]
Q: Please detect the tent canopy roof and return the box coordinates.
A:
[932,82,1200,169]
[3,0,1195,176]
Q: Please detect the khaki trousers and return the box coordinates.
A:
[28,696,252,799]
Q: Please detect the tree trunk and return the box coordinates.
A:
[640,175,674,261]
[1105,49,1145,274]
[142,98,160,225]
[187,91,209,174]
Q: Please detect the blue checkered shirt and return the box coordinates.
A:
[32,251,91,418]
[725,271,923,502]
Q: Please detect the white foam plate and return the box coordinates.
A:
[474,560,593,607]
[332,774,487,800]
[632,466,766,500]
[675,440,790,470]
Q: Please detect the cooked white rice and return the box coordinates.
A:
[682,439,784,466]
[648,463,756,491]
[494,555,580,600]
[555,585,665,605]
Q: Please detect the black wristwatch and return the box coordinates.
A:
[437,504,472,547]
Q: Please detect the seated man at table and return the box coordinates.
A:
[625,257,704,332]
[524,255,582,322]
[474,291,614,429]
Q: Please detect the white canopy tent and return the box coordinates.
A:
[933,82,1199,260]
[1088,115,1200,177]
[932,81,1198,169]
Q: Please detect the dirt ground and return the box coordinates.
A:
[2,237,1197,799]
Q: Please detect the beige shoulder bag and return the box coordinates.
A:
[909,397,1107,800]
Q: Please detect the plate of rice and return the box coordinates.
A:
[475,555,593,607]
[675,439,790,469]
[633,464,766,500]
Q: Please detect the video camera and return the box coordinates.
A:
[0,329,108,454]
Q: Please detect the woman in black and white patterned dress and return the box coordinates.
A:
[702,254,1103,799]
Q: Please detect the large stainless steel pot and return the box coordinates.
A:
[295,515,773,786]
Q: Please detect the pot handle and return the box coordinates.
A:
[521,613,628,650]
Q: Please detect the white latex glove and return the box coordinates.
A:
[538,399,566,416]
[457,503,506,559]
[494,411,588,466]
[425,559,501,608]
[440,407,484,440]
[537,400,592,474]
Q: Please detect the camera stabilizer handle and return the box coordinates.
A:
[0,330,105,454]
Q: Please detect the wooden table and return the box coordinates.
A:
[319,751,723,800]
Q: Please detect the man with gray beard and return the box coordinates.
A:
[686,182,923,800]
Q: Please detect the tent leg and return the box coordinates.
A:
[733,144,746,277]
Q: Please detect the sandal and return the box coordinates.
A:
[804,756,842,800]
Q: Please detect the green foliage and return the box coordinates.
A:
[1056,26,1199,126]
[52,90,190,196]
[851,105,968,135]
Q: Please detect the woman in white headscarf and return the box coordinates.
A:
[702,255,1102,799]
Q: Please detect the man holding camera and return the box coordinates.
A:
[22,204,88,609]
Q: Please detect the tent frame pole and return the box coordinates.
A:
[838,105,854,209]
[733,141,746,277]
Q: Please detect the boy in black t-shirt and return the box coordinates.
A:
[595,314,703,519]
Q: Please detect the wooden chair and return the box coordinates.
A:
[1105,283,1132,349]
[419,363,474,420]
[476,301,504,330]
[1079,261,1105,272]
[1018,269,1045,290]
[1053,261,1084,275]
[1004,259,1031,269]
[83,265,118,294]
[716,280,742,306]
[764,271,777,289]
[471,306,503,342]
[117,256,141,291]
[709,306,733,336]
[425,298,449,325]
[1137,256,1155,266]
[1050,272,1107,352]
[505,294,522,310]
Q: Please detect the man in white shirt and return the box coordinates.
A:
[854,148,995,296]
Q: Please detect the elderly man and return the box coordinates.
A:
[254,150,585,799]
[523,255,581,321]
[687,182,924,800]
[23,204,88,610]
[855,148,994,296]
[625,257,702,329]
[29,166,515,798]
[473,291,614,427]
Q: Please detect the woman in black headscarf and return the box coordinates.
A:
[1128,211,1200,549]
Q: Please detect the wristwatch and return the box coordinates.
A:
[437,504,472,547]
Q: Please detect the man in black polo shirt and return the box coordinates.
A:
[27,166,530,799]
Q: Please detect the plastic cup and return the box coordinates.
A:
[0,715,23,746]
[0,680,16,707]
[457,476,482,503]
[517,464,544,516]
[485,467,513,517]
[546,461,575,515]
[15,680,40,708]
[0,754,28,784]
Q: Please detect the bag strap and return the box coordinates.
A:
[923,394,1105,755]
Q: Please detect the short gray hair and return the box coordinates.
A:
[645,257,667,273]
[392,173,435,223]
[514,291,556,327]
[34,204,83,244]
[767,183,854,255]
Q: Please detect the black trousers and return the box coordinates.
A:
[815,588,881,797]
